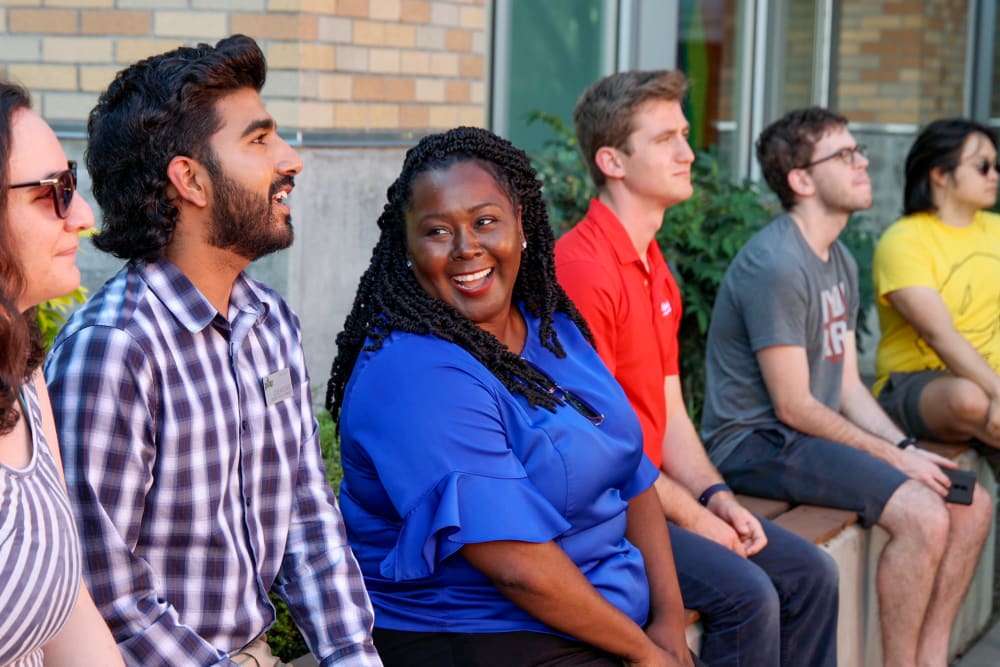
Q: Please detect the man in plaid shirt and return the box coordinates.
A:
[44,35,379,666]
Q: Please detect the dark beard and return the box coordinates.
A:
[202,152,294,261]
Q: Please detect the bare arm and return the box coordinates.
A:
[461,535,682,667]
[658,376,766,556]
[757,341,952,495]
[887,286,1000,439]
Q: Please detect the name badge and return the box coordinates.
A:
[262,368,293,406]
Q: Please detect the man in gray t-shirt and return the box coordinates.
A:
[701,107,992,667]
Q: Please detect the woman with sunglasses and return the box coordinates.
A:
[0,80,123,665]
[327,127,695,667]
[873,118,1000,453]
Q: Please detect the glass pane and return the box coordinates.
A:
[991,6,1000,123]
[503,0,610,154]
[677,0,740,164]
[783,0,817,112]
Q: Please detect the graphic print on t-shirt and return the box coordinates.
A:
[821,282,848,362]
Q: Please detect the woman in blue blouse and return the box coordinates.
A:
[327,127,693,666]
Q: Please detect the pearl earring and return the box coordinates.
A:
[521,240,527,250]
[406,259,413,268]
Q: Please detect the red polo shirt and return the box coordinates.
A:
[555,198,682,468]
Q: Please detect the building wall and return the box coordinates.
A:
[0,0,490,391]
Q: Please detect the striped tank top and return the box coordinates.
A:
[0,380,82,666]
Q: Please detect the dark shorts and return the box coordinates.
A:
[717,425,908,527]
[877,369,952,440]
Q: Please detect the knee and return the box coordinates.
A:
[885,482,951,548]
[719,565,781,628]
[787,547,840,613]
[953,483,994,542]
[946,382,990,424]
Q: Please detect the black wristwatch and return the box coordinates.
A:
[896,435,918,449]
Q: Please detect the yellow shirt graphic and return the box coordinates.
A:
[873,210,1000,394]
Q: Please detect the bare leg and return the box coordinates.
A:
[876,480,950,667]
[915,484,992,666]
[919,377,1000,447]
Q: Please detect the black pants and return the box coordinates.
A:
[373,628,706,667]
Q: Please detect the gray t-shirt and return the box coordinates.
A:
[701,214,859,466]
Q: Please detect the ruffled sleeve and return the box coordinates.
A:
[380,470,571,581]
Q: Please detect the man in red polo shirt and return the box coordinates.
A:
[554,69,839,667]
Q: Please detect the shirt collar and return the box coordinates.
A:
[583,198,652,268]
[136,259,269,333]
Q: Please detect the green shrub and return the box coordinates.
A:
[37,288,87,348]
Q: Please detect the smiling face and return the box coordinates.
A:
[404,159,525,343]
[6,108,94,311]
[203,88,302,261]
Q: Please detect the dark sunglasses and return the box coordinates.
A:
[9,161,77,219]
[970,158,1000,176]
[523,359,605,427]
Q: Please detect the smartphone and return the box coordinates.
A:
[941,467,976,505]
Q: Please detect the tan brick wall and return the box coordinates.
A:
[837,0,966,123]
[0,0,487,133]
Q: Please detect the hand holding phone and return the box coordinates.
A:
[941,467,976,505]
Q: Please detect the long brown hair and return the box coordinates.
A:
[0,80,45,435]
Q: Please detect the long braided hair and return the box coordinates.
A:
[326,126,593,420]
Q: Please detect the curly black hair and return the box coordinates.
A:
[0,81,44,436]
[326,126,593,421]
[86,34,266,261]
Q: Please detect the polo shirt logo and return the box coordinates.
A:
[660,300,672,317]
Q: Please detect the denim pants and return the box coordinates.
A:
[670,516,839,667]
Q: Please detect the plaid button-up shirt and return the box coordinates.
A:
[45,259,379,666]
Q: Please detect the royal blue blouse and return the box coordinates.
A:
[339,306,657,634]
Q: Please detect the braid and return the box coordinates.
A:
[326,126,594,421]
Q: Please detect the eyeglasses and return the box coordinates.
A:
[969,157,1000,176]
[522,359,605,427]
[800,145,867,169]
[9,161,77,219]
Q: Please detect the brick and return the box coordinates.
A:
[429,52,458,76]
[353,20,386,45]
[471,30,485,53]
[7,64,76,90]
[399,50,430,74]
[470,80,484,104]
[369,48,400,73]
[268,43,336,70]
[384,77,415,102]
[0,0,40,7]
[81,11,151,36]
[430,1,459,26]
[262,70,303,98]
[401,0,431,23]
[154,11,226,38]
[399,104,429,128]
[193,0,266,8]
[231,13,318,40]
[384,23,415,47]
[115,39,185,64]
[43,91,100,121]
[368,104,399,128]
[297,101,335,129]
[0,10,6,32]
[335,45,368,71]
[316,73,351,100]
[352,75,383,100]
[370,0,401,20]
[459,54,483,77]
[79,65,120,92]
[337,0,368,18]
[267,100,301,129]
[458,4,484,29]
[334,103,367,129]
[445,28,472,51]
[415,78,445,102]
[318,16,351,42]
[415,25,444,49]
[45,0,111,7]
[43,37,113,63]
[428,104,458,128]
[457,105,483,127]
[10,9,77,34]
[445,80,470,103]
[268,0,332,11]
[117,0,186,8]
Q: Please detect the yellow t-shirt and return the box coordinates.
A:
[873,210,1000,394]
